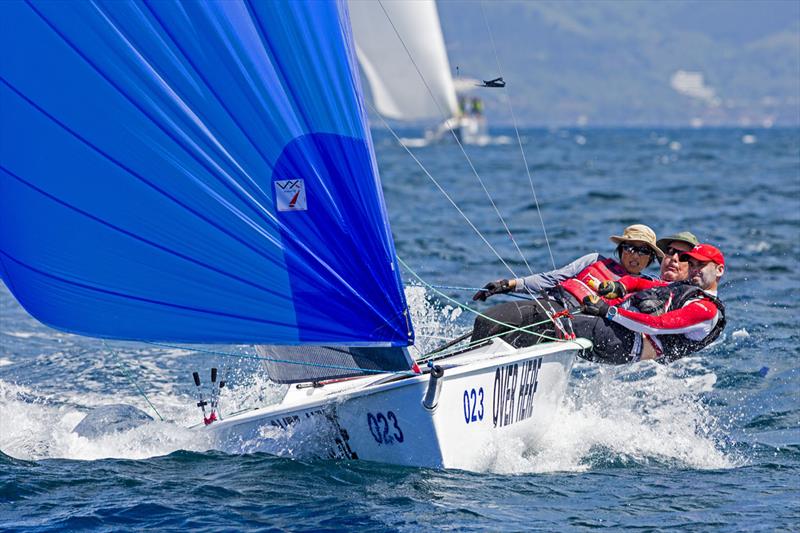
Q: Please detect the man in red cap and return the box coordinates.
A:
[581,243,726,363]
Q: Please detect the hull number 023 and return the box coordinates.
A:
[367,411,404,445]
[463,387,485,424]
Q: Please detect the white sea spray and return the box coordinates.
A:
[404,284,469,359]
[0,379,208,461]
[484,359,738,474]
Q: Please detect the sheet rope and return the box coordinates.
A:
[140,341,420,377]
[103,340,164,421]
[479,0,557,270]
[398,257,570,346]
[375,1,574,338]
[376,0,535,278]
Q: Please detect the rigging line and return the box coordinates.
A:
[375,2,564,332]
[376,0,533,279]
[372,103,559,324]
[397,257,565,343]
[480,1,572,336]
[369,102,516,276]
[424,283,534,300]
[479,1,557,271]
[102,341,164,421]
[142,341,418,377]
[419,318,556,362]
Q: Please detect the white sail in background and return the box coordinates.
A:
[349,0,458,121]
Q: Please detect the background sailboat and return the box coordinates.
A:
[349,0,489,145]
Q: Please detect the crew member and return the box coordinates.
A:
[471,97,483,116]
[657,231,698,282]
[472,224,663,308]
[471,224,664,346]
[580,243,726,363]
[470,243,726,365]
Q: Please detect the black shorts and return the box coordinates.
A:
[471,299,639,364]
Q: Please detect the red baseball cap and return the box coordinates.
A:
[681,243,725,266]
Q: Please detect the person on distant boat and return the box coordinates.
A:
[472,224,663,309]
[471,97,484,116]
[578,243,726,363]
[657,231,699,282]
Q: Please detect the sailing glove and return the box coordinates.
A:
[581,294,610,318]
[472,279,512,301]
[596,280,626,299]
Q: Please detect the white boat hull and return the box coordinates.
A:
[429,115,489,145]
[208,338,591,470]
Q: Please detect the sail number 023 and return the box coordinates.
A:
[367,411,404,445]
[463,387,484,424]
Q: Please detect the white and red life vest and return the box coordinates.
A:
[559,258,628,302]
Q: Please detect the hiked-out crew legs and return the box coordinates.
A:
[471,300,643,365]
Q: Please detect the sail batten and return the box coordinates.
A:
[1,0,414,362]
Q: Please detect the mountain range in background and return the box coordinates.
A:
[382,0,799,128]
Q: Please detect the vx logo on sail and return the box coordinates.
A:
[275,179,307,212]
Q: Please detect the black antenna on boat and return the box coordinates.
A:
[192,371,208,423]
[209,367,224,421]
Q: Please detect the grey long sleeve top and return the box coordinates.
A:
[513,253,603,293]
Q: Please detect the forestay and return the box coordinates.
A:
[0,0,414,372]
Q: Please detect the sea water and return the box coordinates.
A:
[1,128,798,530]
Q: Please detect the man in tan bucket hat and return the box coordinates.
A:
[473,223,662,308]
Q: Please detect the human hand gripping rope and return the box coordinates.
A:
[472,278,515,301]
[581,294,612,319]
[595,280,626,299]
[469,278,575,339]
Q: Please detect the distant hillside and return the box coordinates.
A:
[435,0,800,126]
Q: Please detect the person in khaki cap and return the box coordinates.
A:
[471,224,663,346]
[473,224,663,309]
[656,231,699,282]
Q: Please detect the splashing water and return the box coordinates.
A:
[0,380,207,461]
[428,358,738,475]
[404,285,469,358]
[403,285,738,473]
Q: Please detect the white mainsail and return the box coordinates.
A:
[349,0,458,121]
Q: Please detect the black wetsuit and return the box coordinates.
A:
[471,299,636,364]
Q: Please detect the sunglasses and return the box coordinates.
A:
[664,247,689,260]
[621,243,653,256]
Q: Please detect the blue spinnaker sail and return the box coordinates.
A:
[0,0,413,349]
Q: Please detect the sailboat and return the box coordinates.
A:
[348,0,489,145]
[0,0,588,470]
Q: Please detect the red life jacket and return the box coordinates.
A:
[560,258,628,302]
